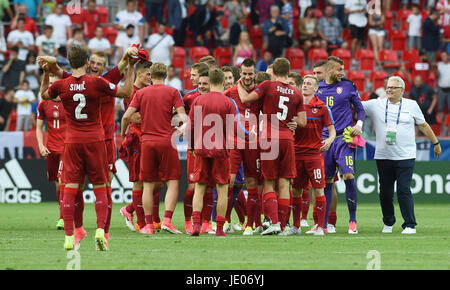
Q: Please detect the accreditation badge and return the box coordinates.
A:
[385,125,398,145]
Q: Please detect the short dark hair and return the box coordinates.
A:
[327,56,344,66]
[241,58,256,69]
[288,72,303,87]
[255,72,271,85]
[192,62,209,75]
[273,57,290,77]
[209,69,225,86]
[5,87,15,94]
[313,60,327,68]
[199,69,210,77]
[199,55,217,68]
[221,65,233,73]
[68,46,89,69]
[136,60,153,72]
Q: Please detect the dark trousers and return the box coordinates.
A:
[376,159,417,229]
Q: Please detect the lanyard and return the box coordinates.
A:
[385,98,402,125]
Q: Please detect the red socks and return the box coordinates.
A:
[263,192,278,224]
[292,196,302,228]
[234,189,247,224]
[183,189,194,221]
[132,190,146,229]
[163,210,173,225]
[63,187,77,236]
[94,186,108,229]
[225,187,234,222]
[192,210,201,226]
[216,216,227,236]
[301,190,310,220]
[125,202,134,214]
[74,189,84,228]
[328,211,337,227]
[278,198,290,229]
[246,188,258,228]
[315,195,326,229]
[104,186,113,234]
[201,190,213,223]
[255,193,262,227]
[153,191,161,223]
[145,214,153,225]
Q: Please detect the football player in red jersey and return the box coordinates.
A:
[40,46,135,251]
[36,75,67,230]
[238,57,307,235]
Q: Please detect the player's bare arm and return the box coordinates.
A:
[40,70,52,100]
[296,111,307,127]
[117,46,139,74]
[418,122,442,158]
[173,106,188,137]
[37,56,64,79]
[237,81,259,103]
[36,118,50,157]
[116,62,135,99]
[321,124,336,152]
[121,106,137,138]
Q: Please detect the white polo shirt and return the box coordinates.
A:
[345,0,368,27]
[362,97,426,160]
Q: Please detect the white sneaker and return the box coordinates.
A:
[401,227,416,234]
[224,221,234,233]
[327,224,336,234]
[262,218,271,230]
[232,222,244,231]
[243,226,253,236]
[300,219,309,227]
[253,226,264,234]
[279,225,301,236]
[306,224,318,234]
[382,224,393,233]
[314,227,325,236]
[261,222,281,235]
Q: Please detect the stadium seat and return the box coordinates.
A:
[293,8,300,40]
[213,47,232,67]
[300,69,313,77]
[180,68,194,91]
[393,70,412,92]
[402,48,420,64]
[428,72,436,88]
[189,46,210,63]
[249,26,263,51]
[331,48,351,70]
[355,49,375,71]
[172,46,186,69]
[346,70,366,92]
[103,26,118,45]
[96,5,109,24]
[64,7,84,24]
[285,48,305,71]
[184,29,195,48]
[379,49,401,69]
[396,9,412,30]
[308,49,328,66]
[384,10,393,33]
[360,91,371,101]
[388,30,407,51]
[314,8,323,18]
[370,70,389,91]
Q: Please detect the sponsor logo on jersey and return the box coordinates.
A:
[336,87,343,94]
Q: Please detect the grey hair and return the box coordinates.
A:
[388,76,405,90]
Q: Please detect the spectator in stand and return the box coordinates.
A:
[437,50,450,136]
[368,7,385,66]
[229,12,246,47]
[256,0,276,25]
[232,31,257,66]
[7,17,35,62]
[114,0,145,45]
[281,0,293,37]
[67,28,88,51]
[115,24,140,64]
[317,5,348,51]
[328,0,346,27]
[1,46,25,88]
[298,6,321,55]
[145,21,175,67]
[409,75,438,135]
[81,0,101,40]
[14,79,36,132]
[436,0,450,27]
[13,0,40,20]
[145,0,164,24]
[189,0,217,47]
[0,0,13,23]
[36,25,59,56]
[401,0,420,9]
[88,25,112,56]
[165,65,183,91]
[10,4,39,38]
[0,27,7,65]
[422,9,441,65]
[225,0,247,31]
[45,3,72,46]
[40,0,55,22]
[24,51,40,91]
[407,4,422,50]
[168,0,188,47]
[345,0,368,60]
[256,50,274,72]
[262,5,290,58]
[0,88,14,131]
[249,0,259,26]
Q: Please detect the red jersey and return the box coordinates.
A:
[189,92,237,158]
[224,85,262,145]
[129,84,184,143]
[82,9,101,39]
[183,88,200,114]
[255,80,304,141]
[295,96,334,158]
[37,100,67,153]
[48,75,118,143]
[100,66,123,140]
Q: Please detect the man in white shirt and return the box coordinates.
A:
[36,25,59,56]
[406,4,422,50]
[114,0,145,45]
[14,79,36,131]
[165,65,182,91]
[145,21,175,67]
[88,26,112,56]
[115,24,140,65]
[345,0,367,59]
[361,76,441,235]
[44,3,72,46]
[436,50,450,136]
[7,17,34,61]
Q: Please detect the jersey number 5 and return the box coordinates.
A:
[277,96,289,121]
[73,93,88,120]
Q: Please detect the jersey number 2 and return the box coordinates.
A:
[73,93,87,120]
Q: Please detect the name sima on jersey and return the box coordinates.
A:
[70,81,86,91]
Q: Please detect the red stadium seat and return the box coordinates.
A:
[300,69,313,77]
[285,48,305,71]
[393,70,412,92]
[331,48,351,70]
[396,9,412,30]
[103,26,118,45]
[180,68,194,91]
[384,10,393,34]
[388,30,407,51]
[402,48,420,64]
[379,49,401,69]
[172,46,186,69]
[189,46,210,63]
[428,72,436,88]
[96,5,109,24]
[347,70,366,92]
[65,6,84,24]
[360,92,371,101]
[370,70,389,91]
[213,47,232,67]
[355,49,375,71]
[308,49,328,65]
[249,26,263,51]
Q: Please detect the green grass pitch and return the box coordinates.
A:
[0,202,448,270]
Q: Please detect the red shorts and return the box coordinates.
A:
[194,156,230,187]
[139,141,181,182]
[293,157,325,189]
[62,141,109,184]
[229,148,261,178]
[186,149,196,184]
[46,151,62,181]
[128,149,141,182]
[261,139,296,180]
[105,139,117,173]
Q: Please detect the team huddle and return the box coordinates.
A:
[36,44,365,251]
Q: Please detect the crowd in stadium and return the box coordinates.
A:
[0,0,449,137]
